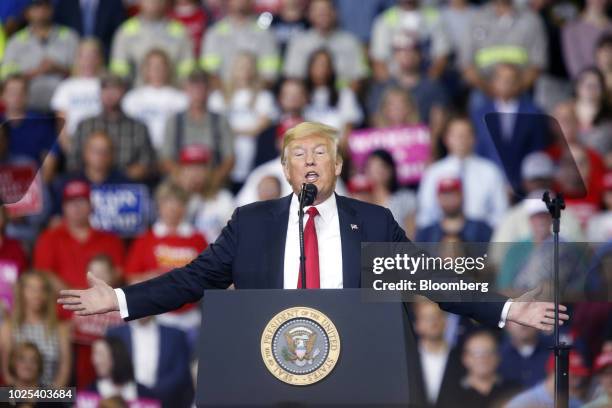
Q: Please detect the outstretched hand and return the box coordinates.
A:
[506,286,569,332]
[57,272,119,316]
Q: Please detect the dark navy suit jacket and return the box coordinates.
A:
[107,324,194,408]
[123,194,507,326]
[53,0,126,57]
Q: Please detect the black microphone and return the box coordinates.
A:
[299,183,318,207]
[298,183,317,289]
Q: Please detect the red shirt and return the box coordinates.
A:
[125,225,207,313]
[0,236,27,272]
[125,226,207,276]
[34,223,125,288]
[169,7,208,56]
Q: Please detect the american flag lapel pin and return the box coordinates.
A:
[351,224,358,231]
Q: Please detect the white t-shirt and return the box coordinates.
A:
[122,85,188,149]
[188,189,236,243]
[50,77,101,135]
[208,88,279,182]
[304,87,363,131]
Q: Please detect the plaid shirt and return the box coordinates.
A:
[68,112,156,172]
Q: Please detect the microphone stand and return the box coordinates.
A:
[542,191,571,408]
[299,183,308,289]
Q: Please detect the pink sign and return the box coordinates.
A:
[0,261,18,311]
[347,126,431,185]
[76,391,161,408]
[0,164,43,217]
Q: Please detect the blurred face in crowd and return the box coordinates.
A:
[529,211,552,242]
[139,0,167,19]
[13,346,41,385]
[600,367,612,395]
[397,0,419,10]
[63,197,92,229]
[596,43,612,73]
[22,274,47,314]
[505,321,539,346]
[438,190,463,218]
[576,70,604,104]
[309,0,336,32]
[25,3,53,27]
[83,132,114,174]
[178,163,208,193]
[283,132,342,205]
[76,41,103,77]
[158,195,187,228]
[144,52,171,87]
[2,78,28,114]
[309,51,333,87]
[587,0,608,12]
[231,53,257,88]
[227,0,252,15]
[394,44,421,74]
[414,302,446,342]
[556,145,590,198]
[444,119,475,158]
[381,90,416,127]
[92,340,113,378]
[100,84,125,112]
[279,80,308,115]
[552,102,579,143]
[365,155,393,190]
[88,259,115,286]
[491,64,522,101]
[257,175,282,201]
[463,333,499,379]
[185,79,208,108]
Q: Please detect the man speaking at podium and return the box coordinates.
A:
[58,122,567,332]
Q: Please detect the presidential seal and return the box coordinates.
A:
[261,306,341,386]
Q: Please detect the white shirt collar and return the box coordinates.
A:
[289,192,337,225]
[152,221,194,238]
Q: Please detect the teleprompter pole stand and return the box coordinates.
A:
[542,191,571,408]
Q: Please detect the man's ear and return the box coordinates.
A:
[335,157,343,176]
[282,160,291,182]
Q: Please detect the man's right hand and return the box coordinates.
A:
[57,272,119,316]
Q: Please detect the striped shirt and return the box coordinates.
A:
[68,112,156,173]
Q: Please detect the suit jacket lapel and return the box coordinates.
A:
[336,195,362,288]
[267,194,292,289]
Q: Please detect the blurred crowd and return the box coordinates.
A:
[0,0,611,406]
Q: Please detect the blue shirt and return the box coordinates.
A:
[506,382,582,408]
[498,335,553,388]
[2,112,59,164]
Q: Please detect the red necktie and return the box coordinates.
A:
[297,207,320,289]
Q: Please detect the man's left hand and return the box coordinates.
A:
[506,286,569,332]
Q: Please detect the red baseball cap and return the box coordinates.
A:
[179,144,211,165]
[594,351,612,373]
[63,180,91,202]
[546,351,590,377]
[438,177,462,193]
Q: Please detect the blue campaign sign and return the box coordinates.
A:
[90,184,150,237]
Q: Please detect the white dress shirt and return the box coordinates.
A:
[129,318,160,388]
[283,193,343,289]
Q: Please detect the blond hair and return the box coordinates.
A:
[12,271,58,332]
[281,121,341,164]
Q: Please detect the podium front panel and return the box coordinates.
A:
[195,289,419,407]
